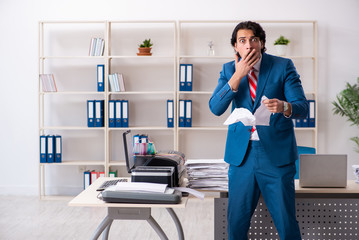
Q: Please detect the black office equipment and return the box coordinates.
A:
[123,130,184,187]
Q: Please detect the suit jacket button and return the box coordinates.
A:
[248,129,251,132]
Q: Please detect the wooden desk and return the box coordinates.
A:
[69,177,187,240]
[215,180,359,240]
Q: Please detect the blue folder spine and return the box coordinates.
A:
[115,100,122,127]
[186,64,193,91]
[167,99,174,128]
[185,100,192,127]
[95,100,104,127]
[40,135,47,163]
[122,100,129,127]
[54,135,62,163]
[179,100,186,127]
[308,100,316,127]
[97,64,104,92]
[87,100,95,127]
[46,135,54,163]
[179,64,187,91]
[109,100,116,128]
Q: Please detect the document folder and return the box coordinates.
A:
[167,99,174,128]
[109,100,116,128]
[122,100,129,127]
[308,100,315,127]
[185,100,192,127]
[87,100,95,127]
[186,64,193,91]
[95,100,104,127]
[179,64,186,91]
[97,64,104,92]
[40,135,47,163]
[46,135,54,163]
[179,100,185,127]
[115,100,122,127]
[54,135,62,163]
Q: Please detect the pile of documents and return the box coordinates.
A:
[352,165,359,183]
[185,159,229,191]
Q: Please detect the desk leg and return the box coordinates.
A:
[147,216,169,240]
[102,220,113,240]
[166,208,184,240]
[90,216,112,240]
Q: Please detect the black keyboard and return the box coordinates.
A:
[96,179,128,191]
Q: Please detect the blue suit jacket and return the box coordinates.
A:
[209,53,308,167]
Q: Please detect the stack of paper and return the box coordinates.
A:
[352,165,359,183]
[185,159,229,191]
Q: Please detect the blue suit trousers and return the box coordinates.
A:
[228,141,301,240]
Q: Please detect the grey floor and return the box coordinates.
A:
[0,196,214,240]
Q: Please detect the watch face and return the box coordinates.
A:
[284,102,288,112]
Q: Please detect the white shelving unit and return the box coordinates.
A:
[38,20,317,198]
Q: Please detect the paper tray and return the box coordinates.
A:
[101,190,182,204]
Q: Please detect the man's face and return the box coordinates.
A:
[234,29,264,59]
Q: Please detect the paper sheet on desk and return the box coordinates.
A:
[223,96,271,126]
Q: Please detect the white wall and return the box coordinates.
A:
[1,0,358,195]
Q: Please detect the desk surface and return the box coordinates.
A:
[68,177,188,208]
[294,180,359,194]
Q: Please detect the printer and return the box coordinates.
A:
[123,130,185,187]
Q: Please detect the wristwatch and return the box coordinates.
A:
[283,101,289,112]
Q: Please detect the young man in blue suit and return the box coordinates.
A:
[209,21,308,240]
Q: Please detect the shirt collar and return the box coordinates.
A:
[253,54,262,73]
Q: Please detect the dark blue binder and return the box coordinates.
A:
[87,100,95,127]
[308,100,316,127]
[122,100,129,127]
[295,119,302,128]
[40,135,47,163]
[109,100,116,128]
[167,99,174,128]
[185,100,192,127]
[54,135,62,163]
[179,64,186,91]
[46,135,54,163]
[186,64,193,91]
[97,64,104,92]
[84,171,91,189]
[179,100,186,127]
[115,100,122,127]
[95,100,104,127]
[302,118,309,127]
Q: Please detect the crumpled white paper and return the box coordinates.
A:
[223,96,271,126]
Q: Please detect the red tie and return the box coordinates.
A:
[248,68,257,133]
[248,68,257,102]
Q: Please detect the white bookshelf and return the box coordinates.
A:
[38,20,317,198]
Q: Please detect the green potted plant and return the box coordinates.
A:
[332,77,359,152]
[137,38,153,56]
[274,35,290,56]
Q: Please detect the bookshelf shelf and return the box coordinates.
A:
[40,161,105,166]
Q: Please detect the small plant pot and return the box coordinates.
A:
[275,45,288,56]
[137,47,152,56]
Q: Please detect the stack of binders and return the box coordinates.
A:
[178,99,192,127]
[87,100,105,127]
[40,135,62,163]
[83,171,105,189]
[108,100,129,128]
[89,37,105,56]
[294,100,316,128]
[179,64,193,91]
